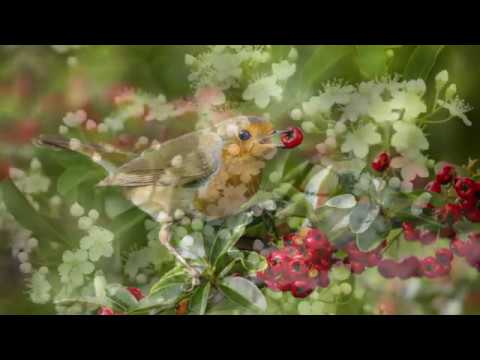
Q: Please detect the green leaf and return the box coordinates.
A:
[0,180,65,249]
[219,276,267,312]
[300,45,353,94]
[349,202,380,234]
[189,282,211,315]
[57,165,105,198]
[324,194,357,209]
[109,206,147,237]
[404,45,445,80]
[150,266,188,295]
[355,45,388,78]
[106,284,138,311]
[356,215,390,252]
[134,283,185,313]
[386,228,403,243]
[209,212,253,264]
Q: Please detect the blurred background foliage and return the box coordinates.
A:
[1,45,480,314]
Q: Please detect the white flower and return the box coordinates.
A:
[367,95,399,123]
[104,116,125,132]
[389,90,427,121]
[340,93,370,122]
[63,110,87,127]
[58,250,94,288]
[391,155,429,182]
[272,60,296,81]
[445,84,457,100]
[70,202,85,217]
[437,97,473,126]
[341,123,382,158]
[290,108,303,121]
[79,226,114,262]
[303,82,354,116]
[243,76,282,109]
[391,121,429,158]
[29,270,52,304]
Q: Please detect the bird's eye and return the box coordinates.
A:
[238,129,252,141]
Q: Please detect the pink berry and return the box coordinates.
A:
[98,307,115,315]
[378,260,399,279]
[454,177,478,200]
[420,257,443,278]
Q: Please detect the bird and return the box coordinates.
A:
[35,115,303,288]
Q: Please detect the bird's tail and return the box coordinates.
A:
[33,135,134,175]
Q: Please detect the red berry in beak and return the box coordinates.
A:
[280,127,303,149]
[371,152,391,172]
[127,287,145,301]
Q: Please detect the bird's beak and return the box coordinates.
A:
[259,130,287,148]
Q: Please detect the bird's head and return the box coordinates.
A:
[214,116,303,160]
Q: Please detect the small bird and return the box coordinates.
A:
[36,115,303,287]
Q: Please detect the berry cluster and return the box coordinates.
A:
[426,165,480,224]
[343,241,384,274]
[257,228,335,298]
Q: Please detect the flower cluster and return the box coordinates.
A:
[185,45,297,109]
[294,72,472,194]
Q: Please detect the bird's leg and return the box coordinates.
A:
[159,222,201,291]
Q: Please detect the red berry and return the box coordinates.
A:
[290,279,315,298]
[378,260,399,279]
[454,177,478,200]
[397,257,421,279]
[402,222,419,241]
[303,229,330,251]
[450,239,467,257]
[287,256,310,277]
[367,252,382,267]
[127,287,145,301]
[418,230,438,245]
[436,203,463,224]
[420,257,444,278]
[280,127,304,149]
[350,261,365,274]
[425,181,442,193]
[267,250,290,270]
[98,307,115,315]
[465,207,480,223]
[371,152,391,172]
[436,165,455,185]
[435,248,453,266]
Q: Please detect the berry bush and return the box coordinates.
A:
[2,45,480,315]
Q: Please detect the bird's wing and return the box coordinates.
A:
[98,130,223,188]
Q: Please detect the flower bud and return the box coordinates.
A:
[445,83,457,100]
[435,70,449,90]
